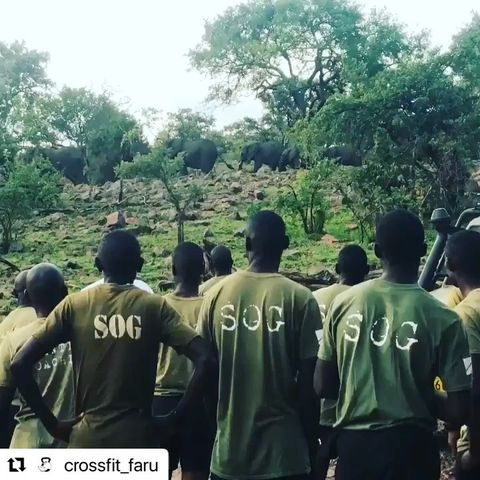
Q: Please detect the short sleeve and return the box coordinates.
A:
[197,293,214,343]
[33,297,72,350]
[299,296,323,360]
[459,307,480,355]
[438,318,471,392]
[0,335,14,387]
[318,304,336,363]
[158,298,198,349]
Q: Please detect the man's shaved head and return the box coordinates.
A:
[210,245,233,276]
[13,270,31,306]
[95,230,143,282]
[246,211,289,262]
[172,242,205,283]
[26,263,67,315]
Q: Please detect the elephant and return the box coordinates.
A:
[325,145,362,167]
[166,139,218,174]
[239,141,284,172]
[36,146,87,184]
[279,146,301,171]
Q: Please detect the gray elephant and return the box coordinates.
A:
[325,145,362,167]
[279,146,301,171]
[36,146,87,184]
[240,141,284,172]
[166,139,218,174]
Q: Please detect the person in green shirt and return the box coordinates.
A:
[0,263,74,448]
[0,269,36,448]
[198,210,322,480]
[154,242,214,480]
[10,230,214,448]
[313,244,369,480]
[444,230,480,479]
[200,245,233,295]
[315,209,471,480]
[0,270,36,343]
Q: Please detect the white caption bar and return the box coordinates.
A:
[0,449,168,479]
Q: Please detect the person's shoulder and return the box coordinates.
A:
[5,320,43,354]
[455,290,480,325]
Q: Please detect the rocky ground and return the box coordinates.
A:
[0,168,363,315]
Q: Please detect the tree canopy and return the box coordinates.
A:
[190,0,420,128]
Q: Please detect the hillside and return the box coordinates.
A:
[0,168,367,316]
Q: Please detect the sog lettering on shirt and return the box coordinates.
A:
[220,303,285,332]
[344,313,419,351]
[94,314,142,340]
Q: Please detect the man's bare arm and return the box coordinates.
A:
[298,358,319,463]
[469,354,480,458]
[314,358,339,400]
[157,336,216,424]
[0,386,15,446]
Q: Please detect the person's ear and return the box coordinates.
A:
[24,289,32,306]
[284,235,290,250]
[365,263,371,275]
[94,257,103,274]
[246,236,252,253]
[172,261,177,277]
[138,257,144,274]
[335,263,340,275]
[420,242,427,258]
[374,243,382,259]
[61,284,68,300]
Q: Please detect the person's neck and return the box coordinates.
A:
[34,307,52,319]
[103,274,136,285]
[456,278,480,298]
[174,281,199,298]
[339,276,363,287]
[249,255,281,274]
[214,269,231,277]
[381,263,419,285]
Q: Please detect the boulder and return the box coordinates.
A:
[9,242,24,253]
[203,228,215,239]
[254,190,266,201]
[106,212,126,229]
[231,182,242,194]
[230,211,242,221]
[47,212,66,223]
[234,227,246,238]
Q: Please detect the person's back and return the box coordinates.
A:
[41,283,192,447]
[20,231,201,448]
[0,264,73,448]
[1,321,73,447]
[316,210,471,480]
[325,277,467,429]
[199,212,321,480]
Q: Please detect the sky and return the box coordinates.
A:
[0,0,478,129]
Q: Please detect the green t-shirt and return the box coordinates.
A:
[198,270,322,479]
[0,307,37,343]
[319,278,471,431]
[0,319,74,448]
[33,283,198,448]
[313,283,350,427]
[454,290,480,454]
[155,293,204,396]
[199,275,229,295]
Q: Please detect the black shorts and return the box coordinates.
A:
[335,425,440,480]
[152,395,214,473]
[317,425,337,480]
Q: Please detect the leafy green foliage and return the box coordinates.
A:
[190,0,418,128]
[276,163,334,235]
[0,157,62,252]
[117,148,205,243]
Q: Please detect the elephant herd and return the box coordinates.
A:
[32,139,362,184]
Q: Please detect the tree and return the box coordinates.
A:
[276,163,332,235]
[190,0,418,127]
[293,54,480,234]
[0,42,51,164]
[0,157,62,252]
[117,148,204,244]
[157,108,215,145]
[50,88,147,183]
[450,14,480,91]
